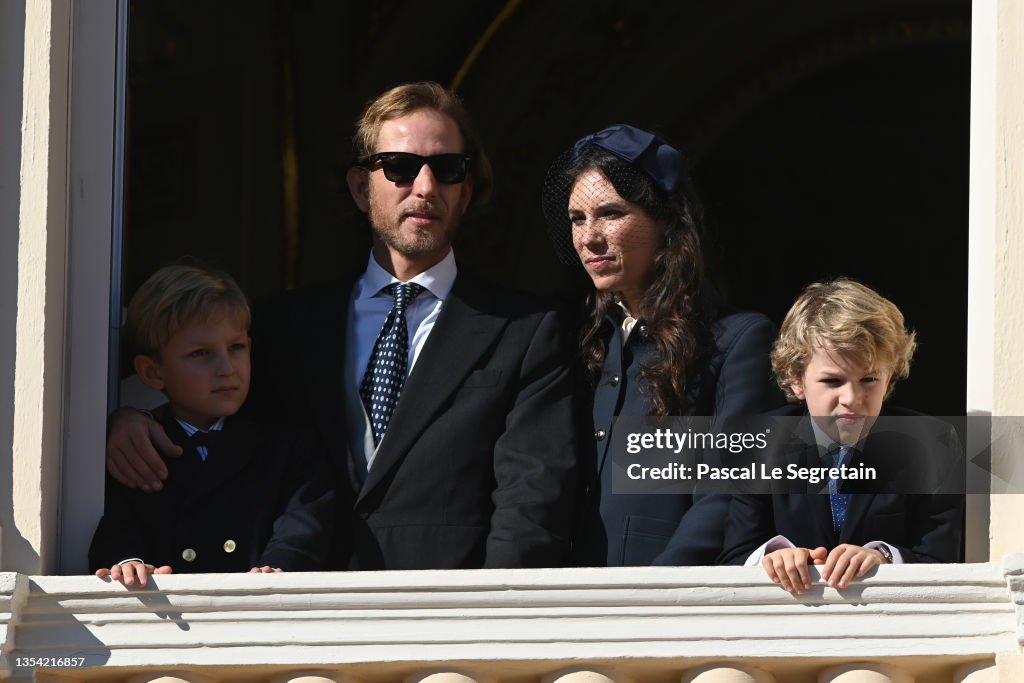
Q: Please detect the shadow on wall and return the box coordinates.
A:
[0,0,27,573]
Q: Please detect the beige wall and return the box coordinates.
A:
[2,0,71,575]
[992,0,1024,562]
[976,0,1024,561]
[1,0,117,576]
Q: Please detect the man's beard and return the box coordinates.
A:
[368,192,462,259]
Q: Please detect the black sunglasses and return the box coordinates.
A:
[360,152,471,184]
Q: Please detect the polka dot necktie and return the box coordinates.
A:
[360,282,424,445]
[828,446,851,533]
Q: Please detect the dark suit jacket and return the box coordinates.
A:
[573,309,783,566]
[247,270,577,570]
[89,412,335,573]
[718,404,964,565]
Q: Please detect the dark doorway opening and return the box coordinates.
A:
[122,0,970,414]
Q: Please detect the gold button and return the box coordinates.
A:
[223,539,237,553]
[182,548,197,562]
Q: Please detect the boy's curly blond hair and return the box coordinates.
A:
[771,278,916,401]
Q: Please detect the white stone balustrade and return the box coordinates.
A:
[2,559,1024,682]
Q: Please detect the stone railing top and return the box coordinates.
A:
[1,559,1022,675]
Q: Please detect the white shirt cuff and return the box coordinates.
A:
[744,535,795,566]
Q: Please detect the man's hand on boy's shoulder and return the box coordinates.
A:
[106,408,183,492]
[762,546,827,594]
[95,560,173,587]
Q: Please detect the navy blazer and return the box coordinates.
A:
[247,270,578,570]
[90,412,335,573]
[573,309,783,566]
[718,404,964,565]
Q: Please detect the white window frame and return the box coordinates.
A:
[59,0,124,574]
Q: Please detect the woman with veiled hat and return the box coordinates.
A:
[542,125,783,566]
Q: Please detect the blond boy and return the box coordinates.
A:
[90,265,333,585]
[719,279,963,592]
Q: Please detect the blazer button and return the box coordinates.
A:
[610,375,620,386]
[182,548,197,562]
[358,511,370,520]
[223,539,237,553]
[595,429,607,441]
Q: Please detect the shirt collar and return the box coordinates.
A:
[807,414,868,455]
[175,416,225,437]
[613,298,639,342]
[357,249,458,302]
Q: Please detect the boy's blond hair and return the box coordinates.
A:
[771,278,917,401]
[127,264,250,359]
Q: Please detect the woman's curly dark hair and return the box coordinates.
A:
[566,146,711,416]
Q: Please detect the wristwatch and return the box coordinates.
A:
[876,545,893,563]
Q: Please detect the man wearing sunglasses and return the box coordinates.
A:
[107,82,577,571]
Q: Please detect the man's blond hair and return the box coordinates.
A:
[352,81,493,207]
[771,278,917,401]
[127,264,250,359]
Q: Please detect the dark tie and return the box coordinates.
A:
[188,431,214,448]
[360,282,424,445]
[188,430,216,462]
[828,446,851,533]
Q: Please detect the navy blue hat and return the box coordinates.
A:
[541,124,691,265]
[570,124,688,195]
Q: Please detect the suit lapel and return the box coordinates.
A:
[838,443,877,542]
[357,276,508,502]
[161,417,256,503]
[787,412,839,542]
[192,419,260,498]
[839,492,875,543]
[784,493,836,548]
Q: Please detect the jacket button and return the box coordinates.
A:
[359,511,370,520]
[223,540,237,553]
[595,429,606,441]
[610,375,620,386]
[182,548,197,562]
